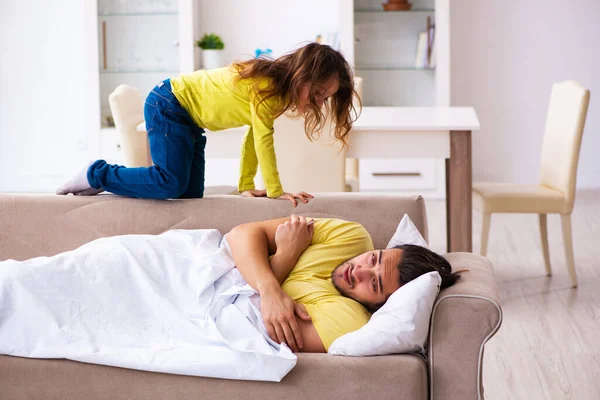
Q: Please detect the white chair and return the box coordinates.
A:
[473,81,591,288]
[263,76,364,193]
[108,85,152,167]
[108,84,237,195]
[273,113,346,192]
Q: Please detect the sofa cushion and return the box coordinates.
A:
[0,353,428,400]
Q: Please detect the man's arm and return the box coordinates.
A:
[226,217,287,292]
[227,216,315,286]
[227,215,324,352]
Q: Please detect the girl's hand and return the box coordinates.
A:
[274,192,314,207]
[240,189,267,197]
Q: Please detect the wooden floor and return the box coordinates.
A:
[425,189,600,400]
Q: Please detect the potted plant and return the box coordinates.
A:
[196,33,225,70]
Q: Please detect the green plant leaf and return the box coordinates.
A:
[195,33,225,50]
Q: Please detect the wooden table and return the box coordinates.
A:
[348,107,480,253]
[139,106,480,252]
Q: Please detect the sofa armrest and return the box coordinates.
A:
[429,253,503,400]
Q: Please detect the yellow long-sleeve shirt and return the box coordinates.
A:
[170,67,284,198]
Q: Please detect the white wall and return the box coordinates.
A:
[0,0,100,192]
[451,0,599,188]
[195,0,341,64]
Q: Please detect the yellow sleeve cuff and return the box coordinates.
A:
[238,183,256,193]
[266,187,284,198]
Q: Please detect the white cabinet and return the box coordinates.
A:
[95,0,197,163]
[353,0,437,107]
[340,0,450,198]
[340,0,449,107]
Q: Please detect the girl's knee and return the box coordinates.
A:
[179,187,204,199]
[156,182,187,199]
[152,170,188,199]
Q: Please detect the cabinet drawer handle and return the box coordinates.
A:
[372,172,422,177]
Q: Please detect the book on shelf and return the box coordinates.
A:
[414,32,428,68]
[429,35,436,68]
[428,22,436,68]
[414,24,436,68]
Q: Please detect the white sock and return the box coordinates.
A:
[56,161,96,195]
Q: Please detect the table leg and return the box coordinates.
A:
[446,130,472,252]
[445,158,451,252]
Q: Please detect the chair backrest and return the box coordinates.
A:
[539,81,590,212]
[108,85,152,167]
[273,113,347,193]
[271,77,363,193]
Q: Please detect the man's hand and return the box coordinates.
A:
[259,283,312,352]
[269,215,315,282]
[274,214,315,259]
[274,192,314,207]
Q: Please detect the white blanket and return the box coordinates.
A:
[0,229,296,381]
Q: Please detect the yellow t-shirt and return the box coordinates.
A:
[281,218,374,351]
[170,67,284,198]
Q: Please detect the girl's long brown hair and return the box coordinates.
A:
[232,42,360,148]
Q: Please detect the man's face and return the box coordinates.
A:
[332,249,403,310]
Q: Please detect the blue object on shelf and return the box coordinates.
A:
[254,48,273,59]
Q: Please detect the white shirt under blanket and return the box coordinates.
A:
[0,229,296,381]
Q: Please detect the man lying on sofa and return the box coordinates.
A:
[226,215,459,353]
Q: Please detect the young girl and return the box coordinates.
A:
[56,43,358,207]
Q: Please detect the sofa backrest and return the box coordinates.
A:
[0,193,427,261]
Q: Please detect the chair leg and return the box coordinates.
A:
[539,213,552,276]
[480,213,491,257]
[560,214,578,288]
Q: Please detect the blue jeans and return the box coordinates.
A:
[88,79,206,199]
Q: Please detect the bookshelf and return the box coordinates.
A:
[339,0,450,198]
[95,0,198,164]
[97,1,180,130]
[351,0,439,107]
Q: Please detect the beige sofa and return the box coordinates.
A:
[0,193,502,400]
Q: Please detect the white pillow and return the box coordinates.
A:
[328,271,441,356]
[328,214,437,356]
[386,213,429,249]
